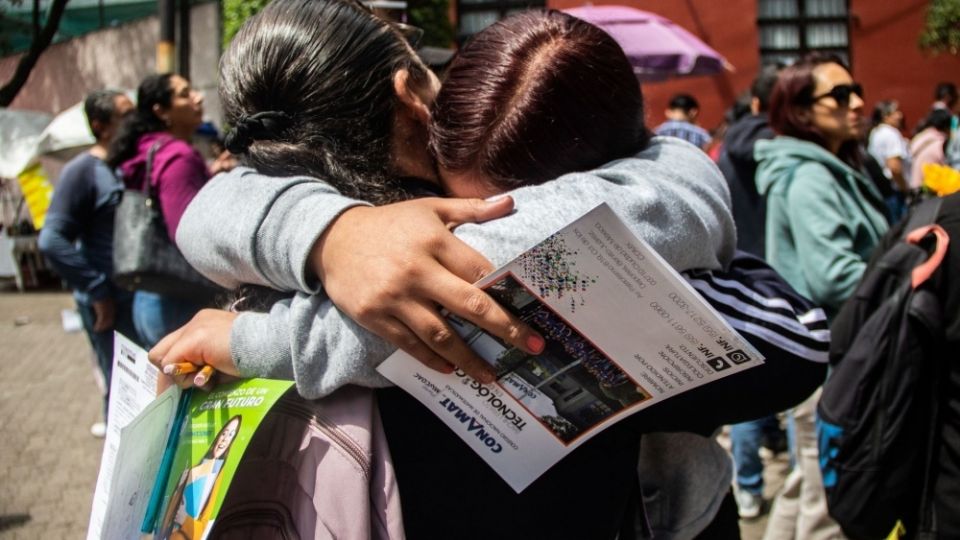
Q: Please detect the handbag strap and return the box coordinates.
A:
[141,137,173,201]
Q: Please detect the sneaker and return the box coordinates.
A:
[735,489,762,519]
[90,422,107,438]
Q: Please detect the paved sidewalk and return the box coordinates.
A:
[0,290,789,539]
[0,291,104,539]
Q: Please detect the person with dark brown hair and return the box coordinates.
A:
[756,54,889,540]
[159,4,833,537]
[428,10,647,197]
[105,74,216,348]
[162,5,745,538]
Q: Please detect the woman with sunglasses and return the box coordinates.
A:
[755,54,888,540]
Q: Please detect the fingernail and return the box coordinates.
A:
[162,365,175,375]
[479,371,496,385]
[486,195,509,203]
[526,334,545,354]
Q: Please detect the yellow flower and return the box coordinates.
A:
[922,163,960,197]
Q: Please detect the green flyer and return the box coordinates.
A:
[154,378,293,540]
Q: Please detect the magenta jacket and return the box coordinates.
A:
[119,132,210,240]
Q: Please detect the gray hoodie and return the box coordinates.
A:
[176,136,737,538]
[176,137,736,396]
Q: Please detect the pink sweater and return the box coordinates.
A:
[909,128,946,189]
[120,132,210,240]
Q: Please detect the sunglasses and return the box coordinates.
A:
[810,83,863,108]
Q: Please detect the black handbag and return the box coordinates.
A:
[112,140,221,300]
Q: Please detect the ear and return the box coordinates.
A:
[89,119,105,139]
[750,97,761,115]
[394,69,431,125]
[152,103,169,126]
[793,105,812,125]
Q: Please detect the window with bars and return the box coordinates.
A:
[757,0,850,66]
[456,0,544,42]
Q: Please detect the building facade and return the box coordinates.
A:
[0,2,222,126]
[452,0,960,132]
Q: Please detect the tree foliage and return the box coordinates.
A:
[408,0,454,48]
[221,0,453,49]
[222,0,270,48]
[0,0,70,106]
[920,0,960,55]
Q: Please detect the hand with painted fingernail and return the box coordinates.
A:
[149,310,240,390]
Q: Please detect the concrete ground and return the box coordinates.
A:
[0,289,789,539]
[737,443,791,540]
[0,290,105,539]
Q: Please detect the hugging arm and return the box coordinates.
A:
[176,168,541,379]
[167,138,741,400]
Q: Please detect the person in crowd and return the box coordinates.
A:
[910,108,954,188]
[867,100,910,193]
[654,93,712,150]
[106,73,214,348]
[755,54,889,540]
[704,92,750,162]
[38,89,138,438]
[926,82,960,169]
[716,63,786,519]
[931,81,958,113]
[718,64,781,258]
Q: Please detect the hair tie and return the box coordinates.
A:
[224,111,292,154]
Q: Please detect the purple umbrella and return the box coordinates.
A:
[563,5,732,81]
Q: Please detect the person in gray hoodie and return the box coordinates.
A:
[154,4,734,538]
[155,3,833,537]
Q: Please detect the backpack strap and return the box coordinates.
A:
[899,197,948,289]
[906,225,950,289]
[903,197,944,237]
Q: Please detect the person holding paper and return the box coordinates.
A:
[156,3,733,538]
[158,4,824,538]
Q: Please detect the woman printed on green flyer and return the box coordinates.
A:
[158,415,242,540]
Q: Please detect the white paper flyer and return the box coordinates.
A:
[88,333,161,540]
[377,203,765,492]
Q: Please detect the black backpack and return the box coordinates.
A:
[818,197,950,540]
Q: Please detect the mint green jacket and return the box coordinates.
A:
[755,136,889,318]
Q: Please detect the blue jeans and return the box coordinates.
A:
[133,290,204,349]
[76,294,136,418]
[730,415,781,495]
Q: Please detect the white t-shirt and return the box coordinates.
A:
[868,123,910,185]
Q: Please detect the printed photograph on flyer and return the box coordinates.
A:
[447,272,650,444]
